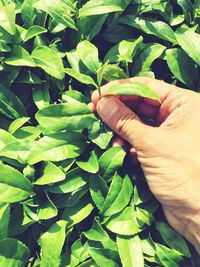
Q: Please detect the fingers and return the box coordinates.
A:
[96,96,154,147]
[92,77,181,106]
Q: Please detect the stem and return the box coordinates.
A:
[125,61,130,77]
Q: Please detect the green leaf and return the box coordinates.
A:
[0,2,16,35]
[156,222,191,257]
[104,207,141,235]
[101,173,133,216]
[117,235,144,267]
[120,16,176,43]
[155,243,183,267]
[165,48,198,89]
[33,83,50,109]
[48,167,87,194]
[34,161,65,185]
[64,68,98,87]
[36,103,96,132]
[37,192,58,220]
[77,151,99,173]
[5,46,36,67]
[0,238,30,266]
[0,129,16,149]
[13,126,41,141]
[175,28,200,66]
[24,25,47,42]
[28,131,86,164]
[0,203,10,240]
[77,41,100,73]
[21,0,36,27]
[106,82,160,101]
[0,162,32,203]
[0,83,27,119]
[32,46,65,79]
[34,0,76,30]
[118,36,143,63]
[79,0,125,17]
[38,220,66,267]
[99,146,126,181]
[84,218,109,242]
[8,117,30,134]
[89,174,108,210]
[62,196,94,226]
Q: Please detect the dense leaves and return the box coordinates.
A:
[0,0,199,266]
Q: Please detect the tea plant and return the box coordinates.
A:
[0,0,199,266]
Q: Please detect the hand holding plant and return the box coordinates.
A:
[92,76,200,254]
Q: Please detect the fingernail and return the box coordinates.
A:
[97,97,119,120]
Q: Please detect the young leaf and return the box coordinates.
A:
[5,46,36,67]
[77,151,99,174]
[8,117,30,134]
[36,103,96,132]
[101,173,133,217]
[175,28,200,66]
[48,167,87,194]
[77,41,100,73]
[33,83,50,109]
[99,146,126,181]
[32,46,65,80]
[79,0,125,17]
[0,238,30,266]
[0,162,32,203]
[0,2,16,35]
[34,161,65,185]
[21,0,36,27]
[117,235,144,267]
[24,25,47,42]
[105,82,160,101]
[28,131,86,164]
[64,68,98,87]
[38,220,66,267]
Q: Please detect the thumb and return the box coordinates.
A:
[96,96,154,147]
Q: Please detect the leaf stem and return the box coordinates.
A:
[125,62,130,77]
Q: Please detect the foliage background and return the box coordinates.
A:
[0,0,199,266]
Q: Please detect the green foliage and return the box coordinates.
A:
[0,0,199,266]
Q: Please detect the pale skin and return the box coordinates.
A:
[91,77,200,254]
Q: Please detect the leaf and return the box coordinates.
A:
[120,16,176,43]
[79,0,126,17]
[77,151,99,173]
[24,25,47,42]
[118,36,143,63]
[105,82,160,101]
[0,203,10,240]
[101,173,133,217]
[104,207,141,235]
[34,161,65,185]
[28,131,86,164]
[0,83,27,119]
[62,196,94,226]
[8,117,30,134]
[48,167,87,194]
[32,46,65,79]
[156,222,191,257]
[14,126,41,141]
[37,193,58,220]
[102,64,128,82]
[34,0,76,30]
[89,174,108,210]
[36,103,96,132]
[21,0,36,27]
[99,146,126,181]
[0,129,16,149]
[0,162,32,203]
[165,48,198,89]
[175,28,200,66]
[38,220,66,267]
[155,243,183,267]
[77,41,100,73]
[5,46,36,67]
[0,2,16,35]
[33,83,50,109]
[64,68,98,87]
[117,235,144,267]
[84,218,109,242]
[0,238,30,266]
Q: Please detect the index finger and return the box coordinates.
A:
[91,77,181,106]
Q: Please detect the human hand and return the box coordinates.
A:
[91,77,200,253]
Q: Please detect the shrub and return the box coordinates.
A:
[0,0,199,266]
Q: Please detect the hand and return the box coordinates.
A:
[91,77,200,253]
